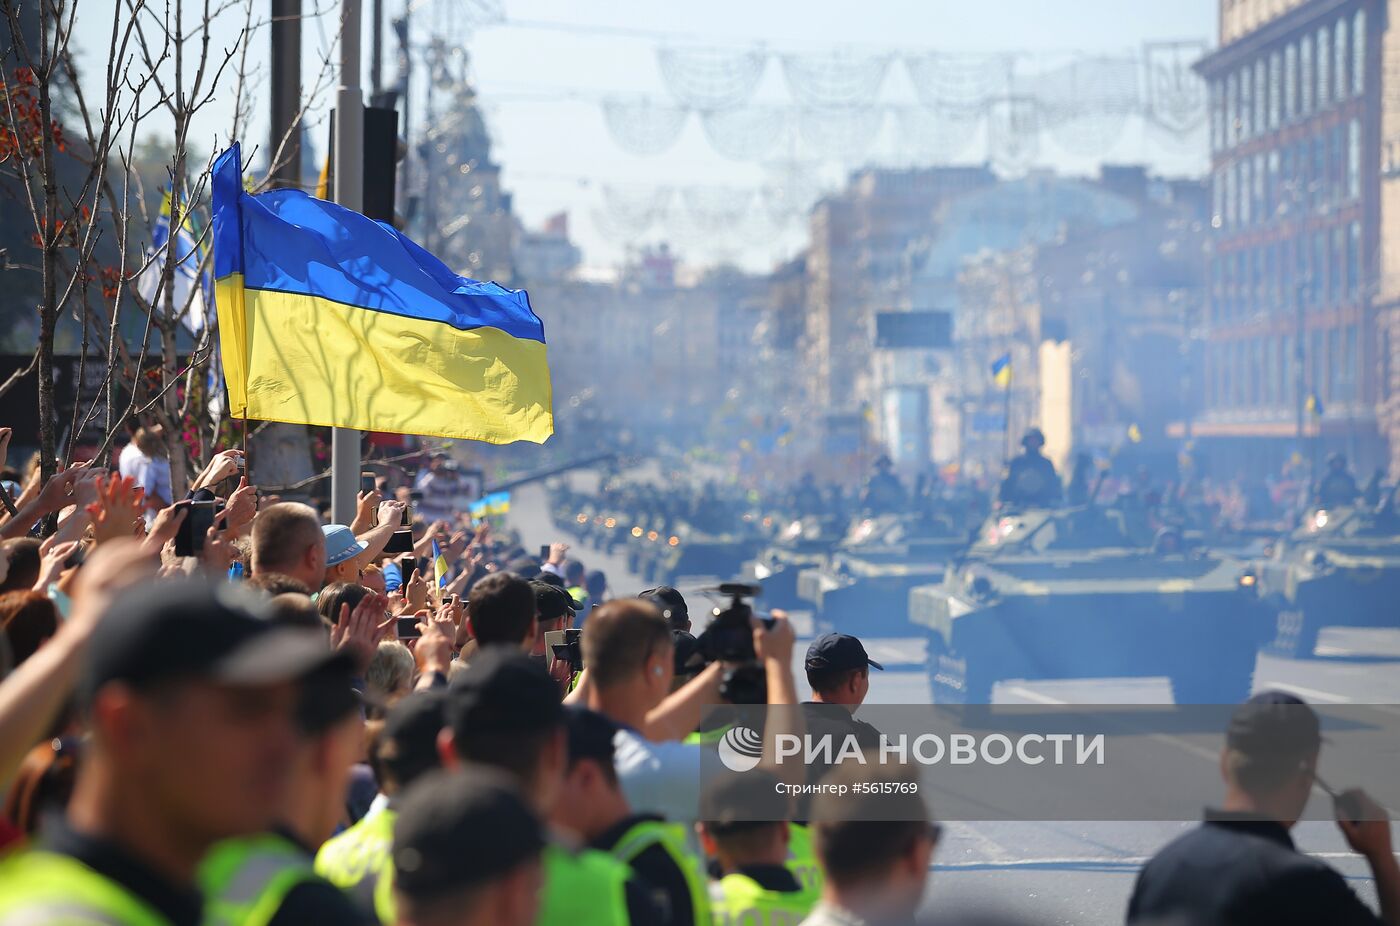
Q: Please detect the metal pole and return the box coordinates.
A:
[331,0,364,526]
[270,0,302,189]
[370,0,383,98]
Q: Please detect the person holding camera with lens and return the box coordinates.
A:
[568,592,805,824]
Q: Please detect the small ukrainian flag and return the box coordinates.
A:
[432,538,449,589]
[1305,392,1324,417]
[484,491,511,516]
[991,352,1012,389]
[1127,423,1143,443]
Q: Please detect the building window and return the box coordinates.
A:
[1253,152,1265,223]
[1313,232,1326,305]
[1350,221,1361,297]
[1284,43,1298,120]
[1210,81,1224,153]
[1269,51,1282,129]
[1310,329,1324,401]
[1241,158,1252,225]
[1335,18,1349,103]
[1332,124,1344,205]
[1318,25,1331,107]
[1354,9,1366,96]
[1225,160,1236,227]
[1226,71,1238,147]
[1327,328,1340,401]
[1212,169,1224,226]
[1267,148,1281,217]
[1301,37,1313,115]
[1283,333,1296,404]
[1312,135,1326,213]
[1348,118,1361,200]
[1255,59,1268,134]
[1345,325,1358,401]
[1240,65,1253,140]
[1330,226,1344,304]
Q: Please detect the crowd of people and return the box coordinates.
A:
[0,423,1395,926]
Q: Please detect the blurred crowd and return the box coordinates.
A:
[0,423,1394,926]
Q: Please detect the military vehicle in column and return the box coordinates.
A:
[743,515,848,611]
[1255,502,1400,658]
[797,514,969,636]
[907,505,1273,704]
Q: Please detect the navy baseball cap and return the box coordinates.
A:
[445,647,564,738]
[1227,690,1324,758]
[805,633,883,673]
[82,578,350,705]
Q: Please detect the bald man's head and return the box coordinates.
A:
[251,502,327,591]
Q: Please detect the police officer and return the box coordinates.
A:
[199,662,372,926]
[391,768,547,926]
[555,706,710,926]
[316,690,446,922]
[1128,692,1399,925]
[1315,453,1362,509]
[998,429,1062,509]
[0,578,342,926]
[438,647,668,926]
[699,771,820,926]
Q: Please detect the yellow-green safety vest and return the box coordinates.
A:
[198,832,324,926]
[707,871,819,926]
[0,849,172,926]
[314,805,397,923]
[608,819,711,926]
[682,724,823,894]
[784,824,823,895]
[538,843,632,926]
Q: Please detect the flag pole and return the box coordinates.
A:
[331,0,364,525]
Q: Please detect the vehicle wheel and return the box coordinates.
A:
[926,634,994,704]
[1265,609,1320,660]
[1171,649,1256,704]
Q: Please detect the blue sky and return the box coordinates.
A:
[73,0,1218,271]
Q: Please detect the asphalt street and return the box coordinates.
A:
[509,477,1398,924]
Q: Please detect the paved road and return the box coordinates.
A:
[509,478,1397,924]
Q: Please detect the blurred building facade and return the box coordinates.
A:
[1195,0,1384,475]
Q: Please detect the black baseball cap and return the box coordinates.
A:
[393,768,545,901]
[639,586,688,627]
[1226,691,1323,759]
[564,706,618,769]
[445,647,564,739]
[805,633,884,673]
[532,580,576,623]
[378,690,446,787]
[81,577,348,705]
[535,571,566,590]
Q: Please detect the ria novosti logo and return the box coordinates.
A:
[718,726,764,772]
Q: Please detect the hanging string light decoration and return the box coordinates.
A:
[780,51,893,108]
[1035,55,1141,155]
[699,106,795,161]
[903,52,1013,113]
[601,98,690,156]
[656,46,769,110]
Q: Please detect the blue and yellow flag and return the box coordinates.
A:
[432,538,449,589]
[211,143,553,443]
[991,352,1012,389]
[484,491,511,516]
[139,188,213,334]
[1305,391,1324,417]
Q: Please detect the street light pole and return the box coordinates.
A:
[331,0,364,525]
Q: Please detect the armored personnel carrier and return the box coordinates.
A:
[797,515,967,636]
[742,515,847,610]
[1256,504,1400,658]
[908,506,1271,704]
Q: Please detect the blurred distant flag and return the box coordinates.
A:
[138,188,213,334]
[991,352,1012,388]
[468,498,488,521]
[484,491,511,516]
[210,143,553,443]
[1127,423,1143,443]
[432,538,449,589]
[1305,391,1324,417]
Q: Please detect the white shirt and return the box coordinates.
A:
[613,727,703,822]
[799,904,869,926]
[118,442,148,483]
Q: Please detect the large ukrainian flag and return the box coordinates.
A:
[211,143,552,444]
